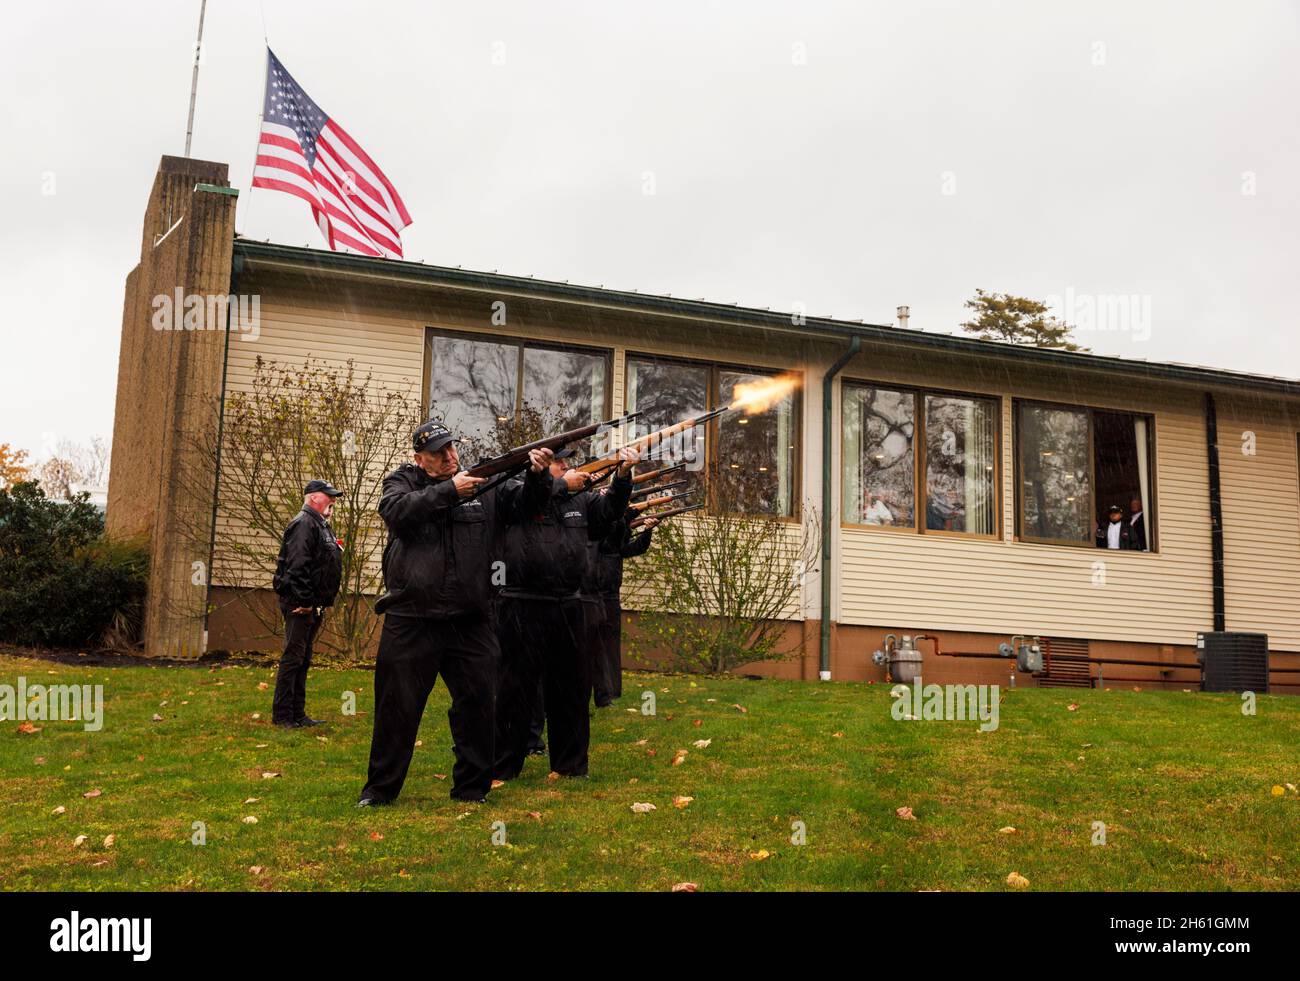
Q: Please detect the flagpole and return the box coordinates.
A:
[183,0,208,156]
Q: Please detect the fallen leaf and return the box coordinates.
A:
[91,860,108,868]
[369,832,384,841]
[1132,686,1142,692]
[528,811,542,821]
[17,722,41,734]
[832,731,844,739]
[151,714,164,722]
[414,740,423,747]
[51,805,66,815]
[1067,703,1079,712]
[396,869,410,878]
[73,835,88,847]
[102,834,116,847]
[671,750,688,766]
[83,788,102,799]
[1006,871,1030,889]
[895,806,916,821]
[750,849,771,861]
[257,682,268,690]
[732,704,748,714]
[255,743,268,749]
[692,719,702,727]
[1271,785,1285,797]
[491,779,506,789]
[635,738,648,746]
[244,797,260,804]
[433,773,448,780]
[547,771,561,781]
[631,802,657,813]
[251,713,261,720]
[692,739,711,749]
[261,771,280,779]
[242,815,258,824]
[672,796,694,809]
[249,865,265,875]
[998,826,1017,835]
[672,882,698,893]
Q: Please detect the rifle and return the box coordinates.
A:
[629,478,687,501]
[576,405,729,475]
[460,411,640,501]
[629,502,704,529]
[628,490,690,512]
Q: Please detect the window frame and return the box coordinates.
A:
[1012,397,1159,552]
[422,326,613,431]
[840,378,1003,540]
[623,350,803,522]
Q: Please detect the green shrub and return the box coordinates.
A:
[0,481,148,648]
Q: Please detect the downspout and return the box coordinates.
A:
[820,336,860,680]
[202,249,242,652]
[1204,392,1226,631]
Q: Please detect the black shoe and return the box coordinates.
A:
[296,716,325,727]
[451,794,488,804]
[356,796,389,808]
[273,718,300,729]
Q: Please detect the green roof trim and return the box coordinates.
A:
[196,183,239,196]
[232,239,1300,399]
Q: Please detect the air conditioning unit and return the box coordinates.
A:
[1197,632,1269,693]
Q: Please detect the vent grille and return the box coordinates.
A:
[1038,637,1094,689]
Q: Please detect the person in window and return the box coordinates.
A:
[1128,497,1148,551]
[1096,503,1138,550]
[862,491,894,525]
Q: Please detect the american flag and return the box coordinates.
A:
[252,48,412,258]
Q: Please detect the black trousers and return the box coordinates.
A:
[595,594,623,703]
[272,605,321,724]
[361,612,498,803]
[495,596,590,779]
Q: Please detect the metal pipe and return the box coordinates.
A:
[1205,392,1226,631]
[820,336,860,680]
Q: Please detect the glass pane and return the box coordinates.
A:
[843,385,915,526]
[521,346,608,433]
[1018,404,1091,543]
[925,395,997,534]
[426,334,518,452]
[717,369,796,516]
[626,357,708,497]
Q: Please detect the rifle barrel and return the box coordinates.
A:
[630,502,704,528]
[577,404,728,474]
[466,411,640,478]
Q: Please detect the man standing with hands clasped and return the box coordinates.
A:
[358,419,555,807]
[271,480,344,729]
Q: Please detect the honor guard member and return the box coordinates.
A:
[358,420,553,807]
[589,509,658,706]
[494,445,639,781]
[271,480,344,728]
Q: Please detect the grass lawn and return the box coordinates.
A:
[1,652,1297,891]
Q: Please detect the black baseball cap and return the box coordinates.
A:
[304,480,342,497]
[412,419,455,454]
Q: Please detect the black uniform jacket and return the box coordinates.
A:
[586,513,654,598]
[499,471,634,599]
[272,506,344,608]
[375,463,551,618]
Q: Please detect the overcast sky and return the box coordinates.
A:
[2,0,1297,466]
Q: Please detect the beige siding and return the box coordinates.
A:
[1218,399,1300,650]
[835,346,1216,646]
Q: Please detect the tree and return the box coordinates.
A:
[185,357,424,663]
[959,289,1089,352]
[32,437,110,500]
[623,463,821,675]
[0,444,30,489]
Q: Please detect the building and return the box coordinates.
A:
[109,157,1300,691]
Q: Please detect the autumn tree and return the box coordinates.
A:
[32,437,110,500]
[623,463,820,675]
[959,289,1089,352]
[0,444,31,489]
[182,357,424,663]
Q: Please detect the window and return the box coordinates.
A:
[842,383,999,536]
[1015,400,1155,549]
[625,355,800,518]
[425,329,610,457]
